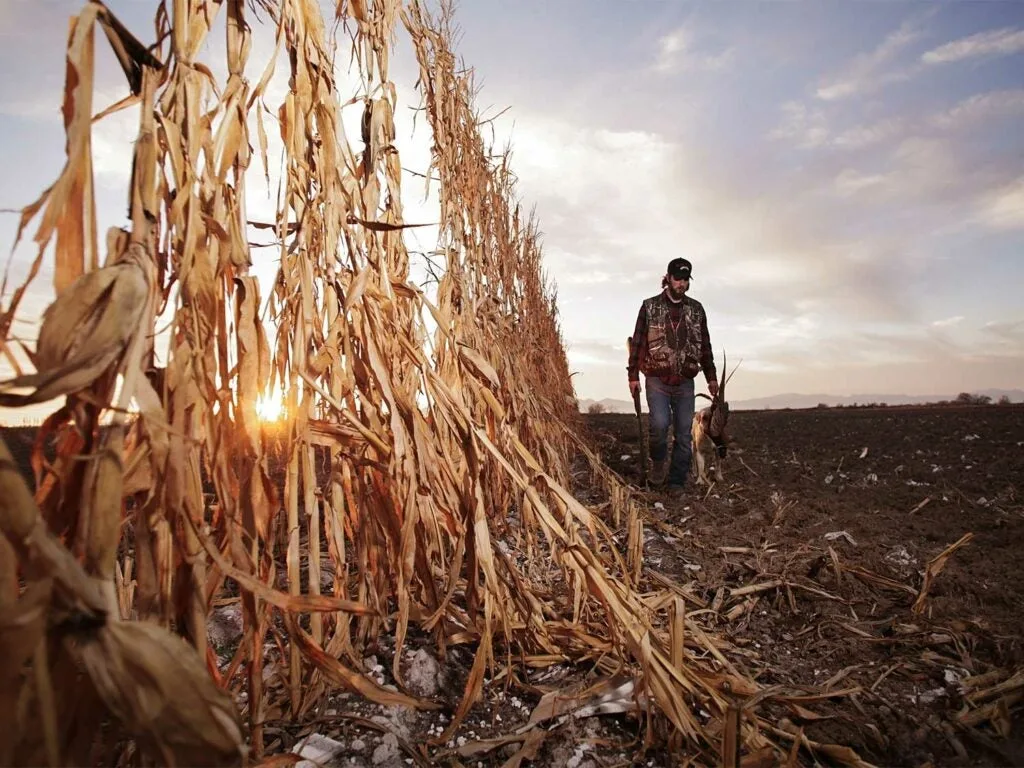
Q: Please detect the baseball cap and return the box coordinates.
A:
[667,258,692,280]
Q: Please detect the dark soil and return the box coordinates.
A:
[585,404,1024,766]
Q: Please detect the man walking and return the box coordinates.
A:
[627,258,718,490]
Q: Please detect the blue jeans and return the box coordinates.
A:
[645,376,695,486]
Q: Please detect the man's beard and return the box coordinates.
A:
[666,285,686,301]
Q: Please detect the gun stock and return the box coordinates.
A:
[626,336,648,485]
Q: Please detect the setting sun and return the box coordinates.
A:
[255,389,285,422]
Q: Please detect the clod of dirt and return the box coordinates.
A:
[370,708,412,739]
[884,545,916,568]
[363,655,386,686]
[294,733,347,767]
[404,648,442,698]
[824,530,857,546]
[550,741,596,768]
[370,732,401,766]
[208,603,242,647]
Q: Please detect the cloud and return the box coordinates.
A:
[563,271,614,286]
[566,339,626,368]
[732,314,1024,396]
[495,116,686,288]
[493,108,917,335]
[90,106,142,190]
[772,109,911,155]
[825,135,1020,228]
[770,101,829,148]
[733,318,1023,378]
[982,319,1024,344]
[974,177,1024,231]
[833,169,886,196]
[652,26,733,75]
[831,117,909,150]
[922,27,1024,65]
[816,17,925,101]
[930,89,1024,130]
[776,87,1024,159]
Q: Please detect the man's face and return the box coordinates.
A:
[667,275,690,299]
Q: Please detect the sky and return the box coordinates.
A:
[1,1,1023,423]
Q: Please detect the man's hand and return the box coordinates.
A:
[707,380,719,398]
[629,380,641,398]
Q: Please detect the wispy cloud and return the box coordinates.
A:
[772,108,910,153]
[816,17,925,101]
[975,177,1024,231]
[833,169,886,197]
[737,319,1024,377]
[653,26,733,75]
[564,271,613,285]
[769,101,829,148]
[91,108,141,189]
[922,27,1024,65]
[566,339,626,368]
[823,133,1022,228]
[831,117,909,150]
[491,115,686,287]
[930,89,1024,130]
[982,319,1024,344]
[777,87,1024,158]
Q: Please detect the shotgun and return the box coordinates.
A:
[626,336,648,486]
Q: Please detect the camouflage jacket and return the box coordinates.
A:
[627,291,716,384]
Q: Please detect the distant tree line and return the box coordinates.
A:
[814,393,1013,409]
[577,393,1014,415]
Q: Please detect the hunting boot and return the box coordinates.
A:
[650,458,669,486]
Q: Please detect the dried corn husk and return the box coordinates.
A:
[76,620,244,766]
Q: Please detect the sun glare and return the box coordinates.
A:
[255,391,285,422]
[99,374,141,425]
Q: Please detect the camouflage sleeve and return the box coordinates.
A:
[627,303,647,382]
[700,306,717,383]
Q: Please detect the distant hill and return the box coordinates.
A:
[577,397,637,414]
[579,388,1024,413]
